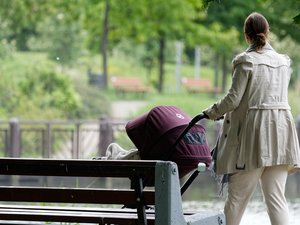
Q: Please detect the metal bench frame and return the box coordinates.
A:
[0,158,225,225]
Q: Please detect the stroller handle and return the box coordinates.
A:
[165,113,208,161]
[191,113,224,124]
[166,112,223,160]
[190,113,208,126]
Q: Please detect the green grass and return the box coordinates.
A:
[3,51,299,153]
[140,92,220,116]
[1,52,54,79]
[4,51,300,120]
[82,51,300,119]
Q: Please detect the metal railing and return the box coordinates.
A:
[0,116,126,159]
[1,115,299,160]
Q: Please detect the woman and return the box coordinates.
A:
[203,12,300,225]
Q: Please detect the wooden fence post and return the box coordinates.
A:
[297,114,300,146]
[74,123,81,159]
[44,123,52,158]
[9,118,20,158]
[99,115,113,157]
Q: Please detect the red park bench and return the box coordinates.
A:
[111,76,150,96]
[181,77,221,94]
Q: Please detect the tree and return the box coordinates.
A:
[36,11,84,65]
[82,0,113,88]
[101,0,109,88]
[0,0,49,51]
[202,0,300,44]
[112,0,210,92]
[200,0,300,91]
[0,0,86,63]
[81,0,239,93]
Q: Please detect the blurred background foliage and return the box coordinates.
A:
[0,0,299,120]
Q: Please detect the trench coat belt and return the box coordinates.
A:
[236,102,291,170]
[249,103,291,110]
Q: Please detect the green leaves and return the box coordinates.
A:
[294,13,300,26]
[0,52,81,119]
[20,68,81,116]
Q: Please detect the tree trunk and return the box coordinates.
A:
[101,0,109,89]
[221,54,228,93]
[214,53,220,92]
[157,36,165,93]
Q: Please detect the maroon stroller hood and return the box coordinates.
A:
[125,105,212,177]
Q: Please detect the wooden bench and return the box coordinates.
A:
[181,77,221,94]
[0,158,225,225]
[111,76,150,96]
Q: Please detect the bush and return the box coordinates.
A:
[19,68,81,118]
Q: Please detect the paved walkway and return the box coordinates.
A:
[183,200,300,225]
[110,100,147,119]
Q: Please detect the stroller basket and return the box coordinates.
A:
[126,105,212,177]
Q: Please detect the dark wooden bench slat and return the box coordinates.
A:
[0,159,224,225]
[0,187,155,205]
[0,158,156,178]
[0,204,154,213]
[0,209,155,225]
[0,159,160,224]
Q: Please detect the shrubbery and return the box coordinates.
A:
[0,53,81,120]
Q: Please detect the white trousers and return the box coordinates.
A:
[224,165,289,225]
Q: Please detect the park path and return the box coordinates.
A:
[183,200,300,225]
[110,100,147,119]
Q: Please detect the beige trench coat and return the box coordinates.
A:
[204,43,300,175]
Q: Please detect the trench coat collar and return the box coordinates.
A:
[246,42,274,52]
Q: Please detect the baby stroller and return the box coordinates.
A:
[125,105,212,193]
